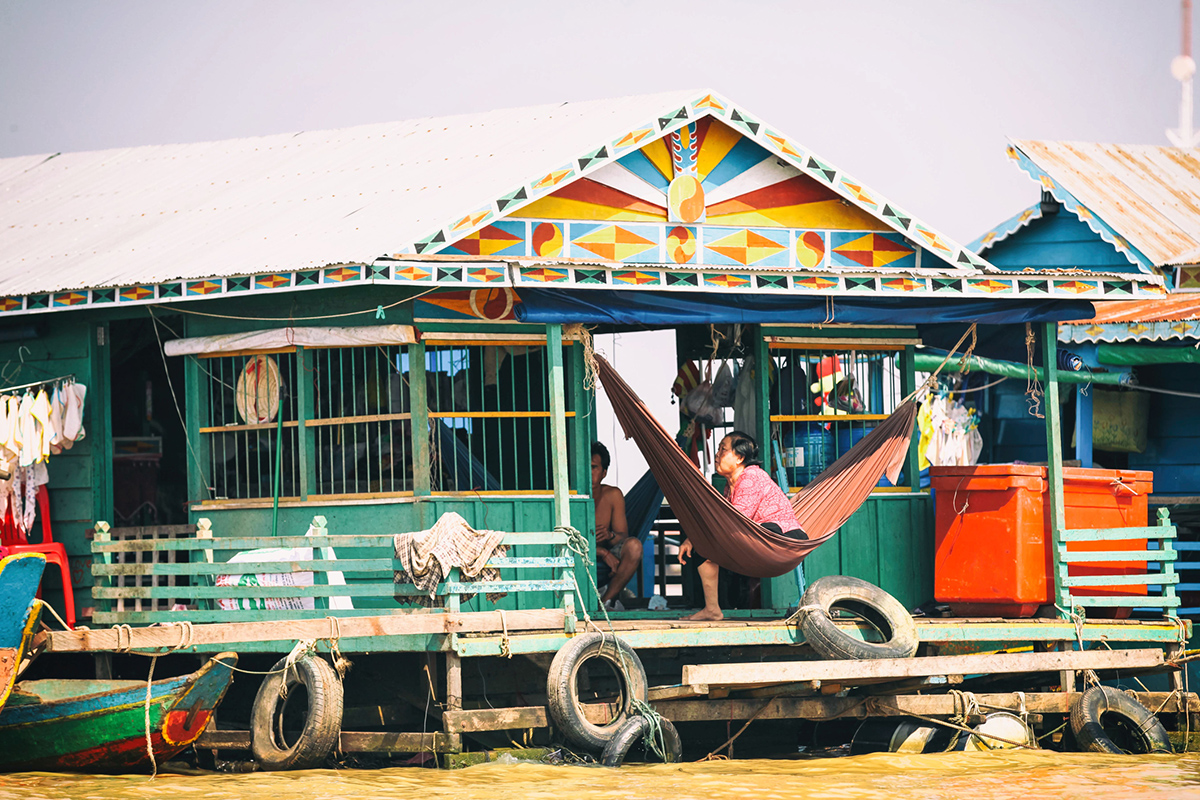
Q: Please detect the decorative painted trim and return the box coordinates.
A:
[1060,319,1200,344]
[400,90,999,279]
[1176,265,1200,292]
[969,202,1043,254]
[1006,143,1157,274]
[0,258,1167,318]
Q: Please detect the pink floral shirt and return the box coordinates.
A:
[726,465,801,533]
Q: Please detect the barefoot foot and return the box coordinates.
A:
[682,608,724,622]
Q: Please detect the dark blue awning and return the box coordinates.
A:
[513,288,1094,327]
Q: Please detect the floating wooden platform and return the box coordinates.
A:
[44,612,1192,655]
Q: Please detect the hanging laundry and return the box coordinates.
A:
[917,388,982,468]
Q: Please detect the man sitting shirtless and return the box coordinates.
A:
[592,442,643,611]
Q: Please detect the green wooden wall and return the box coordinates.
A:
[0,317,110,615]
[761,492,935,611]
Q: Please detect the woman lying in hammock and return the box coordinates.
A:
[678,431,807,621]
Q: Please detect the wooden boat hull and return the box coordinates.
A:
[0,553,46,711]
[0,652,237,773]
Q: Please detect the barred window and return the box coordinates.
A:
[768,340,905,490]
[424,342,560,493]
[200,351,301,501]
[196,339,576,501]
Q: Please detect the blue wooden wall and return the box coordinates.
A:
[1128,364,1200,496]
[984,211,1143,274]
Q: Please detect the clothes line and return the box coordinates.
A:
[0,373,76,395]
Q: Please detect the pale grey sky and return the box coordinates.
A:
[0,0,1186,242]
[0,0,1188,490]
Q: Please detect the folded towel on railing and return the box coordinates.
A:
[393,511,508,607]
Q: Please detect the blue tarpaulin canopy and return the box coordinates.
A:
[513,288,1095,327]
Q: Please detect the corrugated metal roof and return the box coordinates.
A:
[0,90,702,297]
[1010,139,1200,269]
[1067,295,1200,324]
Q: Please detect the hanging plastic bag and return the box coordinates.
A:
[712,360,737,407]
[683,381,723,427]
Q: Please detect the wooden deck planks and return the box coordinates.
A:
[681,648,1168,688]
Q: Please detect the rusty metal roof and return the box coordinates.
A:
[1009,139,1200,270]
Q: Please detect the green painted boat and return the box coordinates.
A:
[0,652,237,773]
[0,552,46,713]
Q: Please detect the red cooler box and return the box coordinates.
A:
[931,465,1151,617]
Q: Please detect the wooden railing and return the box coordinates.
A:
[90,516,577,630]
[1054,507,1179,617]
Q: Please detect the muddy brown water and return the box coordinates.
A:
[3,752,1200,800]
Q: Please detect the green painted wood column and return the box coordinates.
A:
[183,348,210,507]
[1042,322,1069,615]
[408,341,431,529]
[546,324,571,528]
[547,324,580,626]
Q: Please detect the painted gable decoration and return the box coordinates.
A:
[434,106,925,272]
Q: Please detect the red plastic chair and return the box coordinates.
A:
[3,485,75,629]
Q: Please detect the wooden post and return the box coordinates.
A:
[93,521,112,616]
[409,341,431,501]
[445,652,463,712]
[1042,322,1070,618]
[183,352,210,507]
[296,346,315,499]
[546,324,571,530]
[548,325,583,624]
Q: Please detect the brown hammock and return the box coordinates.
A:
[596,355,919,578]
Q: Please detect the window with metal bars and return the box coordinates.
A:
[424,342,562,493]
[768,341,905,491]
[309,344,412,498]
[200,351,301,501]
[197,341,573,501]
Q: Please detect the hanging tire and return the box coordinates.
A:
[251,654,344,770]
[547,633,649,751]
[1070,686,1172,755]
[600,714,683,766]
[799,575,918,660]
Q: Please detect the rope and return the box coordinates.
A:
[697,698,774,761]
[868,699,1039,750]
[564,323,598,390]
[904,324,978,404]
[1024,323,1045,419]
[499,609,512,659]
[164,287,440,322]
[557,523,671,760]
[149,310,215,499]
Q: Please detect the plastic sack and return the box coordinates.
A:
[712,361,738,407]
[683,380,724,427]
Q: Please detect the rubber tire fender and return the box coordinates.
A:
[546,632,649,751]
[1070,686,1172,754]
[600,714,684,766]
[799,575,919,660]
[251,654,344,770]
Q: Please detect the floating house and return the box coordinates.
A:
[0,91,1190,764]
[973,140,1200,618]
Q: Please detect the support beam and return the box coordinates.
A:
[1042,321,1069,615]
[680,648,1166,687]
[196,730,459,753]
[409,341,431,499]
[546,324,571,530]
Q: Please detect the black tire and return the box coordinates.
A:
[1070,686,1172,755]
[251,654,344,770]
[600,714,683,766]
[547,633,649,751]
[799,575,918,660]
